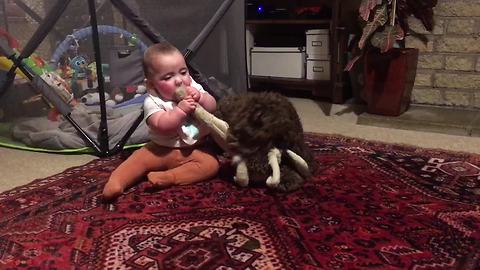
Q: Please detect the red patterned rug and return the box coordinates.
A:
[1,133,480,269]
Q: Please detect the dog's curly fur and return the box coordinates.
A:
[215,92,316,192]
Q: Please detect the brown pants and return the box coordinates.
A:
[102,142,219,199]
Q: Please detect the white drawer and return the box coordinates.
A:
[306,29,329,58]
[306,56,330,80]
[250,47,305,79]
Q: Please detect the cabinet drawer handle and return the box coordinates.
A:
[311,41,323,47]
[313,66,324,72]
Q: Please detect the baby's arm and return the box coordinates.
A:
[147,97,196,134]
[198,91,217,112]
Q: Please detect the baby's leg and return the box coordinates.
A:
[102,143,171,200]
[147,148,219,187]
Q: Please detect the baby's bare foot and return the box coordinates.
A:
[147,172,174,188]
[102,181,124,201]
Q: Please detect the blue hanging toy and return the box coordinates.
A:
[70,55,94,97]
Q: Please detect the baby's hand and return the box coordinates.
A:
[177,95,196,114]
[186,86,201,102]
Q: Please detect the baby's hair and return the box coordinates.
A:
[143,42,181,78]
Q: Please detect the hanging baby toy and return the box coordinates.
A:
[63,35,93,98]
[69,55,95,98]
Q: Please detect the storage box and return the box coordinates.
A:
[245,28,254,76]
[250,47,305,78]
[306,29,329,58]
[306,55,330,80]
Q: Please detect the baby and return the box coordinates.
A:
[102,42,219,200]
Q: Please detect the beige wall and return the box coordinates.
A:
[407,0,480,108]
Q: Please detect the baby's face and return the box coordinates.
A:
[146,51,192,100]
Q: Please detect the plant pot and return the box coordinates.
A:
[347,53,365,104]
[363,48,419,116]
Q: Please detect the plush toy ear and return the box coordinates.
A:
[250,109,264,126]
[253,110,262,119]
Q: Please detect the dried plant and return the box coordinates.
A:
[345,0,437,71]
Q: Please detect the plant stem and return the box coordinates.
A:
[390,0,397,26]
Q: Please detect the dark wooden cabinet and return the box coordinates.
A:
[246,0,349,103]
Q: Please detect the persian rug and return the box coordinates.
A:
[1,133,479,269]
